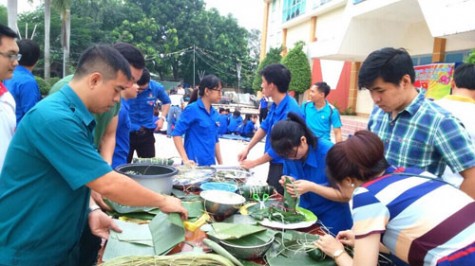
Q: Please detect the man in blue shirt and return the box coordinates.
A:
[4,39,41,124]
[360,47,475,199]
[238,64,303,194]
[302,82,342,142]
[0,45,187,265]
[127,68,171,162]
[258,95,268,123]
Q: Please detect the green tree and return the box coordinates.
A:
[252,47,282,92]
[281,41,311,94]
[465,49,475,63]
[0,5,7,25]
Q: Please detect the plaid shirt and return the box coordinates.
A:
[368,92,475,177]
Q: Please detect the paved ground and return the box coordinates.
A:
[148,133,269,185]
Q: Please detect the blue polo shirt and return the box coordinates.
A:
[241,120,255,137]
[128,80,171,131]
[0,85,112,264]
[112,98,131,169]
[260,97,268,109]
[217,113,229,135]
[302,101,341,141]
[4,65,41,124]
[283,138,352,235]
[172,98,219,166]
[228,115,243,133]
[261,94,303,163]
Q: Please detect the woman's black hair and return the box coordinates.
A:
[270,112,317,158]
[325,130,389,186]
[189,74,221,104]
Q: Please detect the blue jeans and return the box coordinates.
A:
[167,106,182,136]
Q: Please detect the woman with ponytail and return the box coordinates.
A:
[270,112,352,235]
[172,75,223,166]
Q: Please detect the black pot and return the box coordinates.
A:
[115,163,178,194]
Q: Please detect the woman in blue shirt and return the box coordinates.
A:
[270,112,352,235]
[172,75,223,166]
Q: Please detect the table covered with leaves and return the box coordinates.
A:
[99,186,341,266]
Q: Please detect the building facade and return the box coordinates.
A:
[260,0,475,115]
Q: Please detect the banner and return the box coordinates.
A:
[414,63,454,100]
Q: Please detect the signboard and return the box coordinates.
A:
[414,63,454,100]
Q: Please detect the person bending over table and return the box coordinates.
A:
[270,112,352,235]
[0,44,187,265]
[314,130,475,266]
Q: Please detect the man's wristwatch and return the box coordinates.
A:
[333,249,345,259]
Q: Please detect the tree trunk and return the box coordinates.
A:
[7,0,17,32]
[61,9,71,77]
[44,0,51,79]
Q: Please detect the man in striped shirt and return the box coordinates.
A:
[358,47,475,199]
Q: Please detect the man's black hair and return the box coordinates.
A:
[453,63,475,90]
[0,24,18,44]
[113,42,145,69]
[358,47,415,90]
[259,63,291,93]
[75,44,131,81]
[137,67,151,86]
[314,81,331,97]
[17,39,40,67]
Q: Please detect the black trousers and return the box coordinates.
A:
[259,108,268,124]
[78,222,101,266]
[127,128,156,163]
[267,162,284,195]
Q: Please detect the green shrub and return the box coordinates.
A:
[281,41,311,94]
[35,76,51,98]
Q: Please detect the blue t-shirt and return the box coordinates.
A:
[241,120,255,137]
[4,65,41,124]
[217,114,229,135]
[0,85,112,264]
[227,115,243,133]
[112,98,131,169]
[127,80,171,131]
[172,98,220,166]
[283,138,352,235]
[302,101,341,141]
[261,94,303,163]
[260,97,268,109]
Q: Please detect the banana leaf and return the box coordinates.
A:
[149,212,185,255]
[102,220,155,261]
[222,229,276,246]
[206,222,267,240]
[265,230,336,266]
[182,199,205,219]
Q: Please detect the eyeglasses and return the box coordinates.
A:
[0,52,22,62]
[209,88,222,92]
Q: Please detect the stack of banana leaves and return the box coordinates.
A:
[201,222,337,266]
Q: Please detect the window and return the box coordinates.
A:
[283,0,306,22]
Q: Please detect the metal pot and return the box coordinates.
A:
[115,163,178,195]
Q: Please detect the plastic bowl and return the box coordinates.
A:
[200,182,237,192]
[115,163,178,195]
[200,190,246,221]
[220,235,275,259]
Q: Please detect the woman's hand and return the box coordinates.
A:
[336,230,355,247]
[314,234,345,257]
[288,179,314,195]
